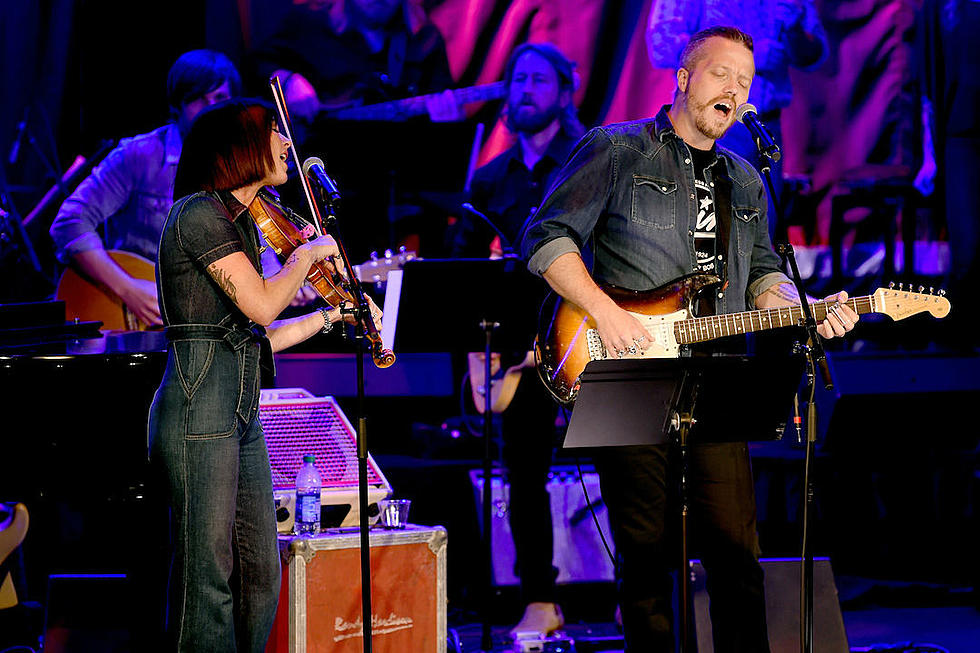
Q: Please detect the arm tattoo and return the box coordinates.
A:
[767,283,801,303]
[207,263,238,303]
[285,252,300,267]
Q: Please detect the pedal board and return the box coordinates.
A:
[512,631,576,653]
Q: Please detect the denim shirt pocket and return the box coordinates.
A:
[631,175,677,230]
[173,340,238,439]
[734,206,762,257]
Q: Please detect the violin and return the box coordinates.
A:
[250,77,395,369]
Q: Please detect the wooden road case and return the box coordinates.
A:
[266,525,447,653]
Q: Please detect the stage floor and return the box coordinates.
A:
[449,581,980,652]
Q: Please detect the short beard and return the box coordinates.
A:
[689,96,732,141]
[694,111,729,141]
[509,102,562,135]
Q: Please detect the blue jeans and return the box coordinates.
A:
[148,332,280,652]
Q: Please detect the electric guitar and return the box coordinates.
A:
[536,273,952,405]
[352,247,416,286]
[322,81,506,121]
[468,350,536,414]
[55,250,156,331]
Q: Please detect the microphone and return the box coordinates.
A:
[301,157,341,204]
[461,202,516,256]
[735,103,781,162]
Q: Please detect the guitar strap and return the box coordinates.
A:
[712,169,732,292]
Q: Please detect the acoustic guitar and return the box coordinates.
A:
[536,273,952,405]
[55,249,156,331]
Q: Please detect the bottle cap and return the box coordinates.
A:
[303,454,315,463]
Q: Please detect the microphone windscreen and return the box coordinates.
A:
[735,103,757,124]
[301,156,324,176]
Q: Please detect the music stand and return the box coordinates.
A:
[564,354,806,651]
[382,257,544,651]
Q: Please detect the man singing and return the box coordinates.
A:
[521,26,857,651]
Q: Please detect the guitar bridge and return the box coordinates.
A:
[587,329,605,360]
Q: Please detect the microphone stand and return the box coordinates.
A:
[461,202,512,650]
[758,142,835,653]
[315,186,377,653]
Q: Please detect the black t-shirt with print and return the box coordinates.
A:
[690,145,718,276]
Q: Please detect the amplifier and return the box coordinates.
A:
[692,557,849,653]
[470,465,615,585]
[260,389,391,531]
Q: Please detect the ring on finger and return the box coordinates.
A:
[628,345,637,354]
[829,305,848,326]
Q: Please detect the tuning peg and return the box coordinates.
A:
[898,283,904,291]
[384,249,393,259]
[929,287,935,294]
[938,289,947,297]
[370,250,379,261]
[888,281,895,289]
[918,285,925,293]
[398,245,407,253]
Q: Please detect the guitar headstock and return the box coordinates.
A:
[872,283,951,321]
[353,247,417,285]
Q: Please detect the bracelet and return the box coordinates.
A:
[317,307,334,335]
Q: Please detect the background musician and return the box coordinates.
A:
[49,50,241,327]
[251,0,463,124]
[450,42,586,639]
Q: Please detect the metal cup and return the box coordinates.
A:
[380,498,411,529]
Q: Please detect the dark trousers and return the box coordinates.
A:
[502,367,559,605]
[595,442,769,653]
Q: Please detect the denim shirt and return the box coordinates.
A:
[50,123,181,263]
[521,106,789,314]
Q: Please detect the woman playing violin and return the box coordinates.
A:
[148,98,375,652]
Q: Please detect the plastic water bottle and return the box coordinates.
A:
[294,454,322,536]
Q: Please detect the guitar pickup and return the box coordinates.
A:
[587,329,606,360]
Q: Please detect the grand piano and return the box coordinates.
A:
[0,301,168,646]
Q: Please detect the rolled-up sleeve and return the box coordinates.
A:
[49,139,141,262]
[520,128,615,276]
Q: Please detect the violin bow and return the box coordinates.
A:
[268,76,326,237]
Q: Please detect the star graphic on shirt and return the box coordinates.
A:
[699,196,713,211]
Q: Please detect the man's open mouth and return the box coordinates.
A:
[713,101,733,117]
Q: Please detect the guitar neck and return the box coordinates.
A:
[675,295,876,344]
[327,82,507,121]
